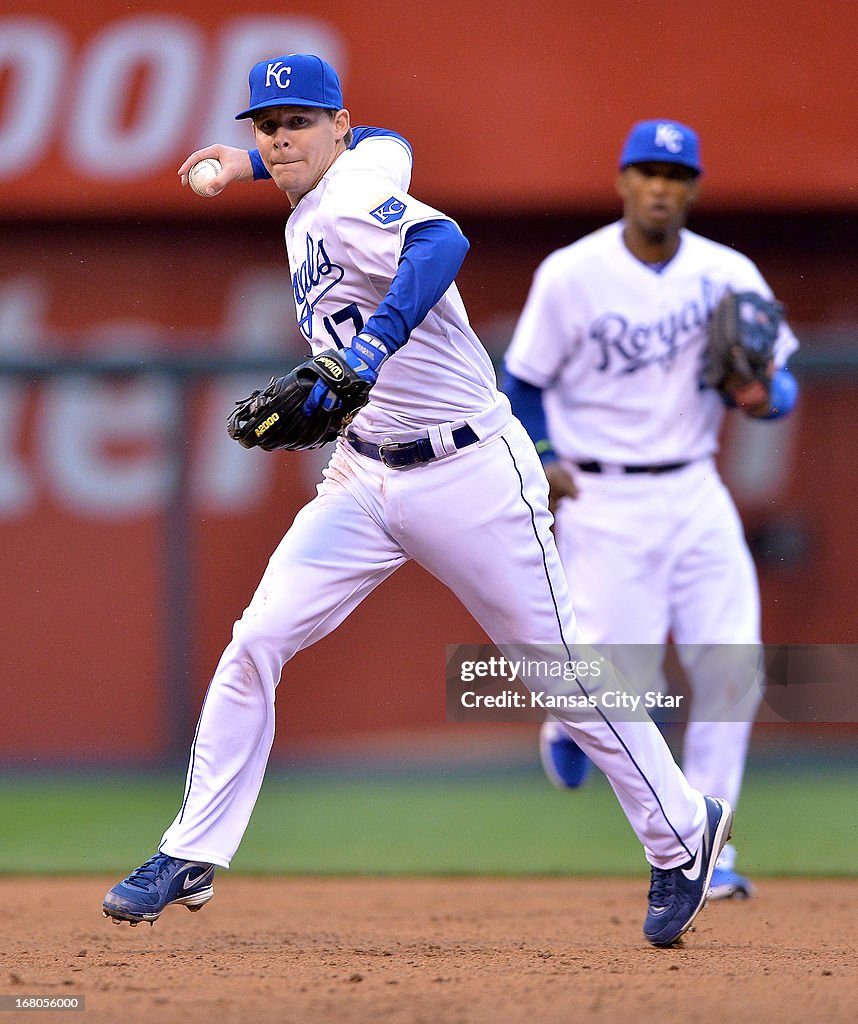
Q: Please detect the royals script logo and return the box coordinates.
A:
[589,278,722,375]
[292,234,344,339]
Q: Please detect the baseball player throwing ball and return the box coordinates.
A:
[102,61,733,947]
[503,119,799,900]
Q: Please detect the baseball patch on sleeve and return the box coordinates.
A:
[369,196,407,224]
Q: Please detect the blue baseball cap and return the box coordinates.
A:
[619,119,702,174]
[235,54,343,120]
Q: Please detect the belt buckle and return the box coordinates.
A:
[377,441,409,468]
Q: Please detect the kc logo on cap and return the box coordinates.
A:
[235,53,344,120]
[265,62,293,90]
[619,119,702,174]
[653,123,685,154]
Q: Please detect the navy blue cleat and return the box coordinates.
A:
[709,864,755,900]
[102,853,215,926]
[539,719,592,789]
[643,796,733,948]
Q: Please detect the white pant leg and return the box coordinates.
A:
[396,421,705,867]
[552,472,672,700]
[160,449,406,866]
[553,462,759,821]
[552,471,673,649]
[678,718,753,811]
[670,468,763,810]
[675,641,761,810]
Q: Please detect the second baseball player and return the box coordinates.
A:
[503,118,799,900]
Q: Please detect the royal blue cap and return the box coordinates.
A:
[619,120,702,173]
[235,54,343,120]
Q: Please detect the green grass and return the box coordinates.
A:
[2,762,857,876]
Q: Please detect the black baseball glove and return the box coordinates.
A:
[703,290,785,397]
[227,348,373,452]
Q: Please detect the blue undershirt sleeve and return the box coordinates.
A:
[249,149,270,180]
[363,219,469,353]
[760,366,799,419]
[501,368,556,464]
[348,126,413,157]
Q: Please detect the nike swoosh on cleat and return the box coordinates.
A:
[182,867,212,890]
[681,823,710,882]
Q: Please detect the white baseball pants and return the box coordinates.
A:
[160,417,706,869]
[552,457,763,810]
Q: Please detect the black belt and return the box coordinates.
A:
[576,460,690,475]
[345,425,478,468]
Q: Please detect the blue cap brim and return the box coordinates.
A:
[620,157,702,174]
[235,98,341,120]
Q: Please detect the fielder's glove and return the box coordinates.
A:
[703,290,785,400]
[227,346,375,452]
[302,333,389,416]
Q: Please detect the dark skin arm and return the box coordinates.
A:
[544,461,579,516]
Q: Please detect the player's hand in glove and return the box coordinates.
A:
[704,290,784,416]
[226,342,382,452]
[302,333,390,415]
[722,370,773,414]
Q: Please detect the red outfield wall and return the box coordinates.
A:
[1,0,856,216]
[0,219,854,763]
[1,1,856,762]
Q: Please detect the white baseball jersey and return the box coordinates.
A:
[159,135,711,876]
[505,220,799,464]
[285,136,502,433]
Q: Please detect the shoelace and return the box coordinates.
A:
[124,854,175,890]
[647,867,674,908]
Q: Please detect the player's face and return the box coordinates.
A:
[252,106,350,206]
[616,162,700,243]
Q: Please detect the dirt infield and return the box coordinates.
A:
[2,877,855,1024]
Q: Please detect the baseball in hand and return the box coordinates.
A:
[188,158,222,197]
